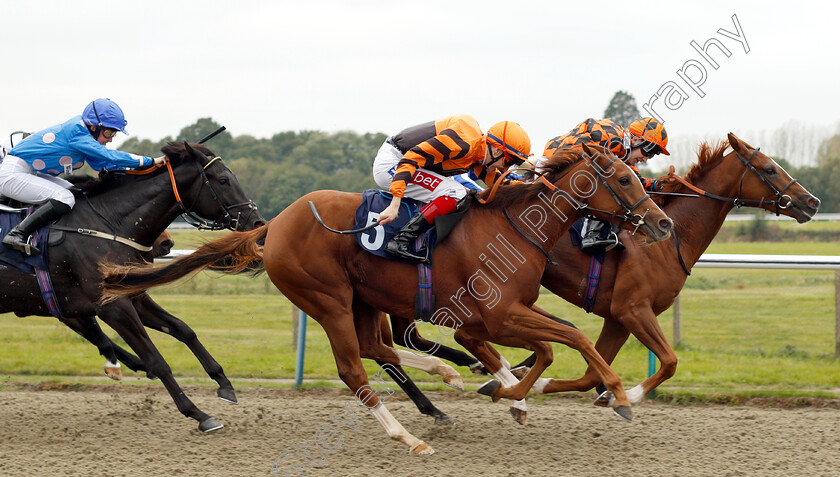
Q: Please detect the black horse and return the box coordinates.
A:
[0,141,264,432]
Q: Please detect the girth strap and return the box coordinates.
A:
[50,225,153,252]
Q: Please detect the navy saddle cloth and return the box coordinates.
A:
[0,209,50,273]
[354,190,435,263]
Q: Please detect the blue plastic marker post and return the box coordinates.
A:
[647,349,656,399]
[294,310,308,388]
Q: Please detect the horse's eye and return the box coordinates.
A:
[218,178,229,185]
[619,177,631,185]
[764,166,776,175]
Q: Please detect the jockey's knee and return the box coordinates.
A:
[52,190,74,208]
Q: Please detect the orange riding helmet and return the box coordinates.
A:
[486,121,532,167]
[628,118,670,156]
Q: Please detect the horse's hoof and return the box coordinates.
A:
[510,365,530,380]
[594,390,613,407]
[469,362,489,375]
[198,417,224,433]
[217,388,238,404]
[509,407,527,425]
[433,414,456,427]
[477,379,500,400]
[443,374,464,391]
[410,441,435,455]
[613,405,633,422]
[104,365,122,381]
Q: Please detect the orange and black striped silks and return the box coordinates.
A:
[389,114,487,198]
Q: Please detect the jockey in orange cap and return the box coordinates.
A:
[542,117,670,252]
[373,114,531,263]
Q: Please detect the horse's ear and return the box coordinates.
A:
[184,141,195,155]
[727,132,749,154]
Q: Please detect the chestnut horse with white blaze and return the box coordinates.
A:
[100,144,673,454]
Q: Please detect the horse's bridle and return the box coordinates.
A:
[536,153,652,234]
[172,156,259,231]
[129,154,259,231]
[667,147,798,216]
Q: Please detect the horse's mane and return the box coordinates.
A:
[477,148,583,210]
[655,140,730,206]
[73,141,213,198]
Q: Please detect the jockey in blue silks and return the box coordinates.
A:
[0,98,166,256]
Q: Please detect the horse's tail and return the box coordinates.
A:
[99,224,269,303]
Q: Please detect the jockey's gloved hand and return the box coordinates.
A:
[153,156,167,166]
[656,173,677,190]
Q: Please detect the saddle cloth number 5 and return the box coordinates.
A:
[360,211,385,251]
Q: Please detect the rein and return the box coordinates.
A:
[126,154,258,231]
[663,148,797,215]
[494,153,655,264]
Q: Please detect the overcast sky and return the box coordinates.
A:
[3,0,838,170]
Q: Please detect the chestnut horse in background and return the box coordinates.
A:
[528,133,819,402]
[101,145,673,455]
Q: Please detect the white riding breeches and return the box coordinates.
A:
[373,140,467,203]
[0,155,75,207]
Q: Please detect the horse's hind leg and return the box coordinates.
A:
[355,305,463,391]
[97,298,222,432]
[376,314,454,425]
[314,304,433,454]
[390,315,485,374]
[131,294,237,404]
[61,316,146,380]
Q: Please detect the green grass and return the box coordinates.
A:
[1,226,837,400]
[0,261,837,398]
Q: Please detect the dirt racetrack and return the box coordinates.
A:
[0,383,838,477]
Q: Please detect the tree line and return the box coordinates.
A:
[119,116,840,219]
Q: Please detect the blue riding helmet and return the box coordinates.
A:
[82,98,129,135]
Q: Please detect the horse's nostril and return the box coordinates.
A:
[659,218,672,230]
[808,197,821,210]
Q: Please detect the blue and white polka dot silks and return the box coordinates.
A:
[8,115,152,176]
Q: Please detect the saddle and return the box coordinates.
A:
[353,189,468,264]
[353,190,469,321]
[0,207,51,273]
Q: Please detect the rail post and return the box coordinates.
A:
[673,294,682,347]
[294,308,307,388]
[835,270,839,358]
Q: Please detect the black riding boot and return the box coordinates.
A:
[580,219,624,253]
[385,211,433,263]
[2,199,71,256]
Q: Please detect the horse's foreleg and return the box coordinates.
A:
[97,299,222,432]
[538,318,630,395]
[131,294,236,404]
[454,329,529,423]
[390,315,485,373]
[510,304,580,372]
[613,307,677,403]
[490,305,632,421]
